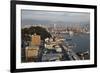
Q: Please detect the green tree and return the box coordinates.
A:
[21,26,51,41]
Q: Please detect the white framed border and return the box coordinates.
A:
[16,4,95,69]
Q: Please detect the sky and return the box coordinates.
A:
[21,10,90,28]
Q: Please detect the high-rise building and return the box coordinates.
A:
[25,33,41,61]
[31,33,41,46]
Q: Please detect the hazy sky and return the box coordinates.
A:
[21,10,90,28]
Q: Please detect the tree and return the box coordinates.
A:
[21,26,51,41]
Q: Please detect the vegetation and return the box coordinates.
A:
[21,26,51,41]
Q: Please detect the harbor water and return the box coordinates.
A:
[62,33,90,53]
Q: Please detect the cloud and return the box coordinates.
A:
[21,10,90,26]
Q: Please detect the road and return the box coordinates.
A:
[59,43,80,60]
